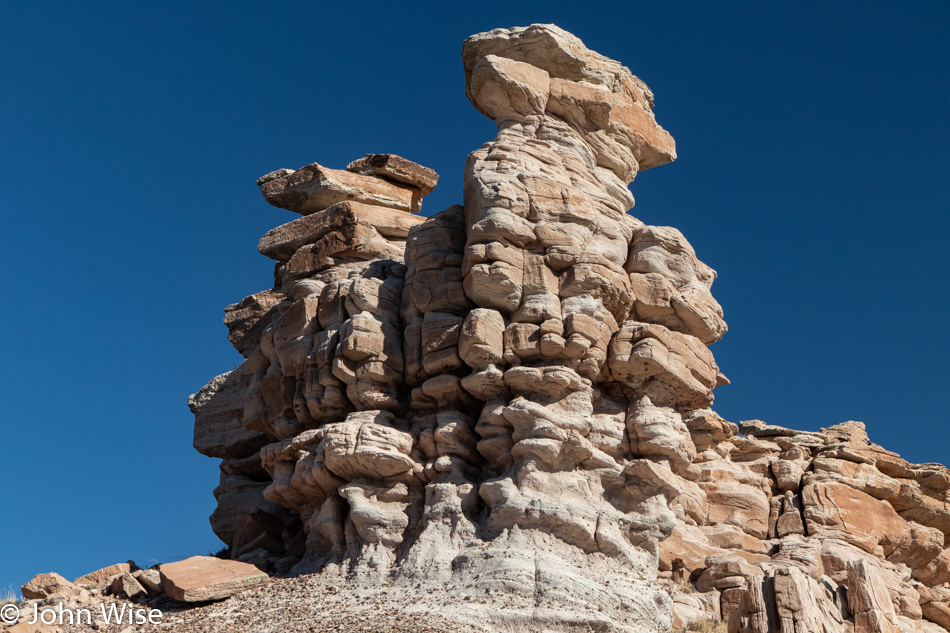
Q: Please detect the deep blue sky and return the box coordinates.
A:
[2,1,948,593]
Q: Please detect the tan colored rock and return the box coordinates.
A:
[462,23,675,172]
[468,54,550,121]
[609,322,720,409]
[685,409,738,452]
[918,585,950,629]
[698,482,771,539]
[108,571,147,599]
[847,559,901,633]
[346,153,439,194]
[661,523,725,571]
[73,561,136,587]
[190,362,270,460]
[915,548,950,585]
[772,459,806,492]
[187,21,950,633]
[321,410,416,481]
[401,205,469,318]
[224,289,284,357]
[159,556,268,602]
[260,162,421,215]
[700,524,770,556]
[258,201,424,261]
[133,568,163,595]
[772,567,848,633]
[627,396,696,473]
[459,308,506,371]
[803,481,909,556]
[627,225,726,344]
[21,572,86,600]
[727,568,849,633]
[278,222,407,279]
[775,491,806,537]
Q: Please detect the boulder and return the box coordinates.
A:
[73,561,136,587]
[132,568,163,595]
[159,556,268,602]
[108,571,147,600]
[21,572,86,600]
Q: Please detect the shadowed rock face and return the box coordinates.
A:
[190,23,948,633]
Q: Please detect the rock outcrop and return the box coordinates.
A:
[659,418,950,633]
[188,23,949,633]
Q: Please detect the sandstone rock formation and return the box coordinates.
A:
[659,418,950,633]
[189,23,949,633]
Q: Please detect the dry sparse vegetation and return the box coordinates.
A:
[673,617,728,633]
[1,584,20,606]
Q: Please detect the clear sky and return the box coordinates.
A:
[1,1,948,594]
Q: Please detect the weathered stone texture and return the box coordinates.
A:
[188,23,949,633]
[159,556,268,602]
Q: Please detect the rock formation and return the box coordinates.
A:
[659,418,950,633]
[189,23,950,633]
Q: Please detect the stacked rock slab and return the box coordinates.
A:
[191,154,434,568]
[190,23,948,633]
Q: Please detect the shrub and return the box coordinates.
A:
[672,617,727,633]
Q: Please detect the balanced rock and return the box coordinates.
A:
[261,156,434,215]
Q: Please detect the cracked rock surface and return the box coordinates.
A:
[176,23,950,633]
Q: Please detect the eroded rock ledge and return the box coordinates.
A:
[189,24,949,633]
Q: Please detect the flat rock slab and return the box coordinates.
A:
[260,162,418,215]
[258,200,424,261]
[347,153,439,194]
[159,556,268,602]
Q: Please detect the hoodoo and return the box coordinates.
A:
[191,24,950,633]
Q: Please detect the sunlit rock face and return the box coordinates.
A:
[190,23,738,633]
[193,24,950,633]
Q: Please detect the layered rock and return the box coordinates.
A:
[452,24,725,629]
[192,154,435,571]
[658,418,950,633]
[189,23,948,633]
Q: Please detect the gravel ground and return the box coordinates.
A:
[136,576,485,633]
[4,575,486,633]
[7,570,638,633]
